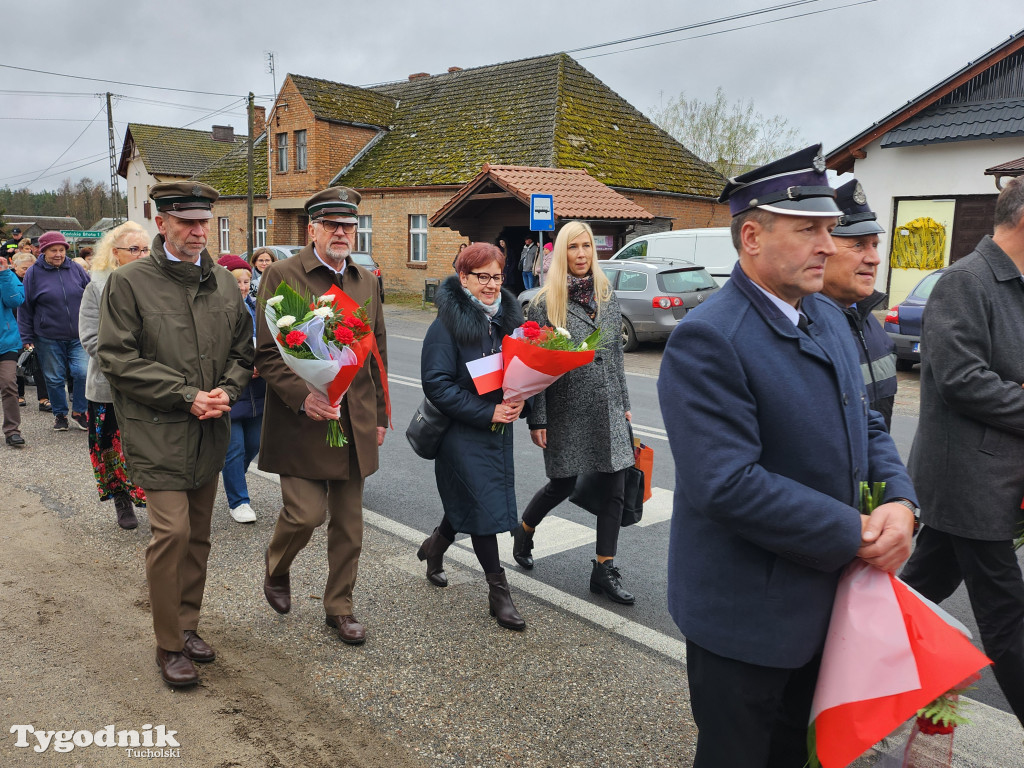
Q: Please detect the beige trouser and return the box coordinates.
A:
[0,359,20,436]
[266,465,365,616]
[144,478,218,651]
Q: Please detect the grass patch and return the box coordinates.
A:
[385,291,438,312]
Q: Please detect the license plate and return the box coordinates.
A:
[912,342,920,354]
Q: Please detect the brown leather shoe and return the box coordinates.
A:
[263,548,290,614]
[325,614,365,645]
[156,648,198,688]
[182,630,216,663]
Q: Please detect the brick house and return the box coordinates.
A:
[266,53,728,293]
[195,132,269,257]
[117,113,267,246]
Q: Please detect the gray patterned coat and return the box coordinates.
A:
[526,292,633,478]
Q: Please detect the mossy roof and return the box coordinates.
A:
[124,123,248,177]
[195,134,268,197]
[326,53,723,196]
[289,74,395,127]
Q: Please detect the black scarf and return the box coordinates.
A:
[567,274,597,315]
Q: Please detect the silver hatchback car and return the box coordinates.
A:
[519,260,719,351]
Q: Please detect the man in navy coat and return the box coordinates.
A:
[658,145,917,767]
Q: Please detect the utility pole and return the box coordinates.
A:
[247,92,254,260]
[106,92,122,224]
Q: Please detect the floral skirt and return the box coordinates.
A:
[88,401,146,506]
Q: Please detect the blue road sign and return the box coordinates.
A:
[530,194,554,232]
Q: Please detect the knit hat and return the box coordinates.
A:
[217,254,252,273]
[38,231,70,253]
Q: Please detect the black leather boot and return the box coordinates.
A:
[114,492,138,530]
[511,522,535,569]
[590,559,635,605]
[485,570,526,631]
[416,527,453,587]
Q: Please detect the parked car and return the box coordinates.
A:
[350,251,384,301]
[609,228,737,286]
[519,260,719,352]
[884,268,946,371]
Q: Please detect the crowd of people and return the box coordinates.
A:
[3,147,1024,768]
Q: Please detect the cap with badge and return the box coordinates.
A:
[305,187,361,223]
[150,181,219,220]
[831,179,885,237]
[719,144,840,218]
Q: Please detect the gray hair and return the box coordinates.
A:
[730,207,776,251]
[994,177,1024,230]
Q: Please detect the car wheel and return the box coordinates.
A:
[895,357,915,372]
[621,317,639,353]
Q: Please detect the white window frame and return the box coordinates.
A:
[218,217,230,253]
[409,214,427,262]
[357,215,372,254]
[295,130,307,171]
[276,133,288,173]
[254,217,267,247]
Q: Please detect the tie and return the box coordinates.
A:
[333,271,344,289]
[797,314,810,334]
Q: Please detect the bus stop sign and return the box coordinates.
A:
[529,194,554,232]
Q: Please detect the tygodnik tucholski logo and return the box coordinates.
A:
[9,723,180,757]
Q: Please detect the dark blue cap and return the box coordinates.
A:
[832,179,885,237]
[719,144,840,218]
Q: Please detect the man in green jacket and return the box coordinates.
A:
[97,182,253,689]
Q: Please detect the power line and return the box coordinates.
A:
[566,0,828,54]
[0,62,249,98]
[578,0,877,60]
[26,102,106,187]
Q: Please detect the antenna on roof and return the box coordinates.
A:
[265,51,277,96]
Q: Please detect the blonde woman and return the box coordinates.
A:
[513,221,636,604]
[78,221,149,529]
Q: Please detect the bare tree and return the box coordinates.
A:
[650,87,805,179]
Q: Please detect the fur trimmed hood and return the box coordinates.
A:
[434,274,523,347]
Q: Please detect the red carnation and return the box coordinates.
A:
[521,321,542,340]
[916,715,956,735]
[285,330,307,347]
[344,315,367,330]
[334,325,355,345]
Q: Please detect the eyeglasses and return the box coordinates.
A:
[317,219,357,235]
[469,272,504,285]
[114,246,151,256]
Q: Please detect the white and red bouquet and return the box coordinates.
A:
[264,283,388,446]
[467,320,604,432]
[807,483,991,768]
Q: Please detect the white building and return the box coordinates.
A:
[827,29,1024,305]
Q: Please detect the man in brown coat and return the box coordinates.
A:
[256,187,388,645]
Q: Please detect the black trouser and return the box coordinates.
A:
[900,526,1024,726]
[438,517,501,575]
[686,639,820,768]
[522,470,625,558]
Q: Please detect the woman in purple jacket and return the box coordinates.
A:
[18,231,91,432]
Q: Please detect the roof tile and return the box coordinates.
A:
[125,123,247,177]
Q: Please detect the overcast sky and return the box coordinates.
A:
[3,0,1023,196]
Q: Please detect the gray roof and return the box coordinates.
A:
[881,98,1024,147]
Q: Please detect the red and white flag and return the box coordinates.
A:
[467,352,504,395]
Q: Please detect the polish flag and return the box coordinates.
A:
[467,352,504,395]
[808,561,991,768]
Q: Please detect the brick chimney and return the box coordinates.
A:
[408,72,430,80]
[447,66,463,73]
[253,106,266,138]
[211,125,235,142]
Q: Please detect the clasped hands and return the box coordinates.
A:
[492,399,524,425]
[190,388,231,420]
[858,502,915,573]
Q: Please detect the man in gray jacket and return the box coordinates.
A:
[901,176,1024,728]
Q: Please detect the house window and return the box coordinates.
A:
[218,217,230,253]
[254,217,267,248]
[276,133,288,173]
[295,130,307,171]
[357,215,372,254]
[409,215,427,262]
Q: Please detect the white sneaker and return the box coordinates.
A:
[229,503,257,524]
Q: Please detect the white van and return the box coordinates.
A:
[610,227,737,286]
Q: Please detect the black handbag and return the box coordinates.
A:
[16,347,36,385]
[405,397,451,460]
[569,424,645,527]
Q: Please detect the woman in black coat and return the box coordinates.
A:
[417,243,527,631]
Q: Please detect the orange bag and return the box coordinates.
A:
[633,437,654,503]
